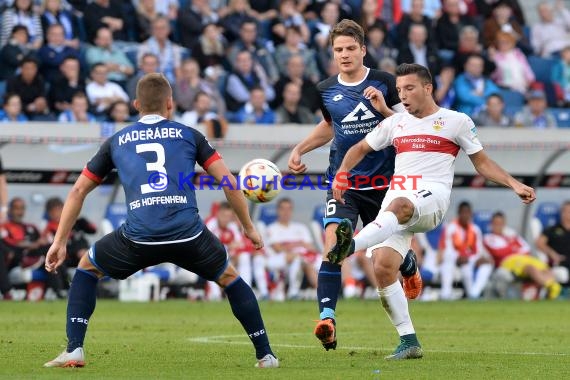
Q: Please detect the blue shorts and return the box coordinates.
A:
[323,187,388,229]
[88,227,229,281]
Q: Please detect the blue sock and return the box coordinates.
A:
[225,277,274,359]
[66,269,98,352]
[317,262,342,321]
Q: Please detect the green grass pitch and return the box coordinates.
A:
[0,299,568,379]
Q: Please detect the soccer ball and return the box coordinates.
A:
[238,159,282,203]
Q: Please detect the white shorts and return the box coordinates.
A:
[367,182,450,259]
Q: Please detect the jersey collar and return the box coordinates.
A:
[138,114,166,124]
[337,67,370,87]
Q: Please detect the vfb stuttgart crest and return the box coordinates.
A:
[432,118,445,131]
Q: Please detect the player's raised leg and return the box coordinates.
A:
[217,263,278,368]
[372,246,423,360]
[314,222,343,350]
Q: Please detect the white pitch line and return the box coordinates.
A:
[188,334,569,357]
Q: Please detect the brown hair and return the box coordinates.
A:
[329,19,365,47]
[395,63,433,84]
[135,73,172,113]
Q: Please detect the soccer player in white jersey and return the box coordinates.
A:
[328,63,536,360]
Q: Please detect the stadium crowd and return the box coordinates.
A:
[0,0,568,131]
[1,0,570,301]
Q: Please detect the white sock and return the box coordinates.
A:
[377,280,415,336]
[252,255,269,297]
[469,263,493,299]
[237,254,252,286]
[354,212,399,252]
[287,256,303,298]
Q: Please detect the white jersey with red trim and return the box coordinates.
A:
[365,108,483,190]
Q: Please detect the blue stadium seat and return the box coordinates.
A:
[473,210,494,234]
[257,204,278,226]
[550,108,570,128]
[312,204,326,225]
[498,89,525,108]
[527,55,556,83]
[104,202,128,230]
[0,80,5,103]
[425,223,444,250]
[535,202,560,230]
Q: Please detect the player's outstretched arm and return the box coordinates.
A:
[206,159,263,249]
[45,174,99,273]
[332,139,374,204]
[288,119,333,174]
[469,150,536,204]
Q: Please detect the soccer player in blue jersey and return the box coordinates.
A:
[43,73,279,369]
[287,19,422,352]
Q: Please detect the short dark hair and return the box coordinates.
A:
[329,19,365,47]
[136,73,172,113]
[277,197,292,207]
[45,197,64,213]
[20,56,38,67]
[491,211,505,220]
[219,201,232,210]
[395,63,433,84]
[458,201,472,212]
[11,25,29,36]
[3,93,20,106]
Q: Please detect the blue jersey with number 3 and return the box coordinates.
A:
[83,115,220,243]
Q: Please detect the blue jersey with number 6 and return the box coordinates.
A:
[83,115,221,243]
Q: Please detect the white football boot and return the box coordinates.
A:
[44,347,85,368]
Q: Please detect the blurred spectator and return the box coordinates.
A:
[57,91,96,122]
[83,0,127,43]
[483,211,561,299]
[551,45,570,107]
[85,27,134,85]
[0,93,28,122]
[233,86,275,124]
[513,89,558,129]
[126,52,159,100]
[312,2,340,50]
[453,54,500,114]
[247,0,278,21]
[438,201,494,300]
[173,58,225,114]
[268,0,309,46]
[379,57,398,75]
[530,0,570,58]
[219,0,257,43]
[0,0,43,49]
[0,25,35,81]
[275,26,320,84]
[6,57,50,119]
[37,23,79,83]
[396,0,434,47]
[85,62,129,115]
[397,23,441,77]
[272,54,320,112]
[302,0,351,22]
[134,0,160,42]
[224,50,275,112]
[177,0,219,50]
[47,55,85,113]
[402,0,442,19]
[41,0,80,49]
[0,156,6,223]
[227,20,280,85]
[359,0,389,34]
[191,22,227,75]
[137,16,183,84]
[275,82,314,124]
[266,198,319,300]
[206,201,269,299]
[0,198,47,300]
[132,0,178,21]
[435,0,475,62]
[179,92,229,139]
[490,31,535,94]
[475,0,525,26]
[452,25,496,76]
[535,201,570,288]
[363,22,396,69]
[434,66,456,108]
[105,99,131,123]
[481,0,528,53]
[473,93,512,127]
